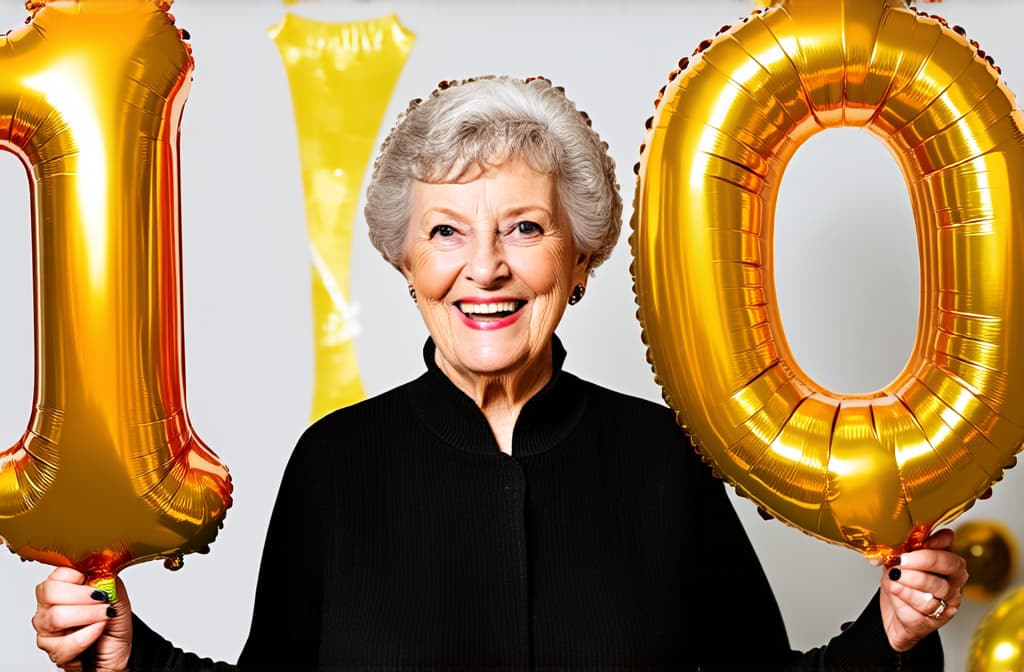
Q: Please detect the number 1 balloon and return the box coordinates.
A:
[0,0,232,585]
[631,0,1024,560]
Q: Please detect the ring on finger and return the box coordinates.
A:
[927,596,948,620]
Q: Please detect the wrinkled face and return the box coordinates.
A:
[401,159,589,384]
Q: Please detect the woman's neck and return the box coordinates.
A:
[436,349,553,455]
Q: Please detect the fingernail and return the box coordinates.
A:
[106,606,117,618]
[90,590,110,603]
[888,568,902,581]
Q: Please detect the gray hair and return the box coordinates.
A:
[365,76,622,272]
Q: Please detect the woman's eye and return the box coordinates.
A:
[430,224,456,238]
[516,221,543,235]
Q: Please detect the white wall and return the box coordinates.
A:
[2,1,1023,669]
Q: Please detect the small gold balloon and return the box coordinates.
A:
[954,520,1018,601]
[968,586,1024,672]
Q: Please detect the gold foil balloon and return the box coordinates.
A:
[269,14,414,423]
[631,0,1024,560]
[968,586,1024,672]
[0,0,231,583]
[955,520,1019,601]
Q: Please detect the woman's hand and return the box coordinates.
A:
[33,567,132,671]
[878,528,968,652]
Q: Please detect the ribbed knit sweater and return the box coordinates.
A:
[128,337,941,671]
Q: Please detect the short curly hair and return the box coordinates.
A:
[365,76,622,273]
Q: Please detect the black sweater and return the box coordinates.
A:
[129,338,941,671]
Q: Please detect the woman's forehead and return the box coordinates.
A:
[411,163,558,210]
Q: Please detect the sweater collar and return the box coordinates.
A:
[407,335,588,458]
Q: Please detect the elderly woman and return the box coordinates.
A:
[33,76,965,671]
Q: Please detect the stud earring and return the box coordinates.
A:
[568,284,586,306]
[408,285,417,303]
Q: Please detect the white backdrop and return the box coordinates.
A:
[2,1,1024,670]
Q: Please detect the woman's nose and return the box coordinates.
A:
[466,238,510,286]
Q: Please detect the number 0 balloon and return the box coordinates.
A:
[631,0,1024,559]
[0,0,231,583]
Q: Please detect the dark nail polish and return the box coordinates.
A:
[106,606,117,618]
[888,568,902,581]
[90,590,109,603]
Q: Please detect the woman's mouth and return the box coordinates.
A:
[456,300,527,330]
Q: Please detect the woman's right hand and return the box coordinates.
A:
[33,567,133,671]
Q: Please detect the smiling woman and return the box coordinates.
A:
[401,160,589,450]
[29,75,963,672]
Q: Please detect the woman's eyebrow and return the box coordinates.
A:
[421,206,466,221]
[502,204,553,220]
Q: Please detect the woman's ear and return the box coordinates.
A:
[399,256,415,284]
[573,252,591,284]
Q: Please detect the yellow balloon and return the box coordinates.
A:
[969,586,1024,672]
[269,14,415,423]
[955,520,1019,602]
[0,0,231,582]
[631,0,1024,560]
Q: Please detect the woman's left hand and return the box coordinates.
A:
[878,528,968,651]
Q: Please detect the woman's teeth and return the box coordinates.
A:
[458,301,522,316]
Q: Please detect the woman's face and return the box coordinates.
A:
[401,159,589,383]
